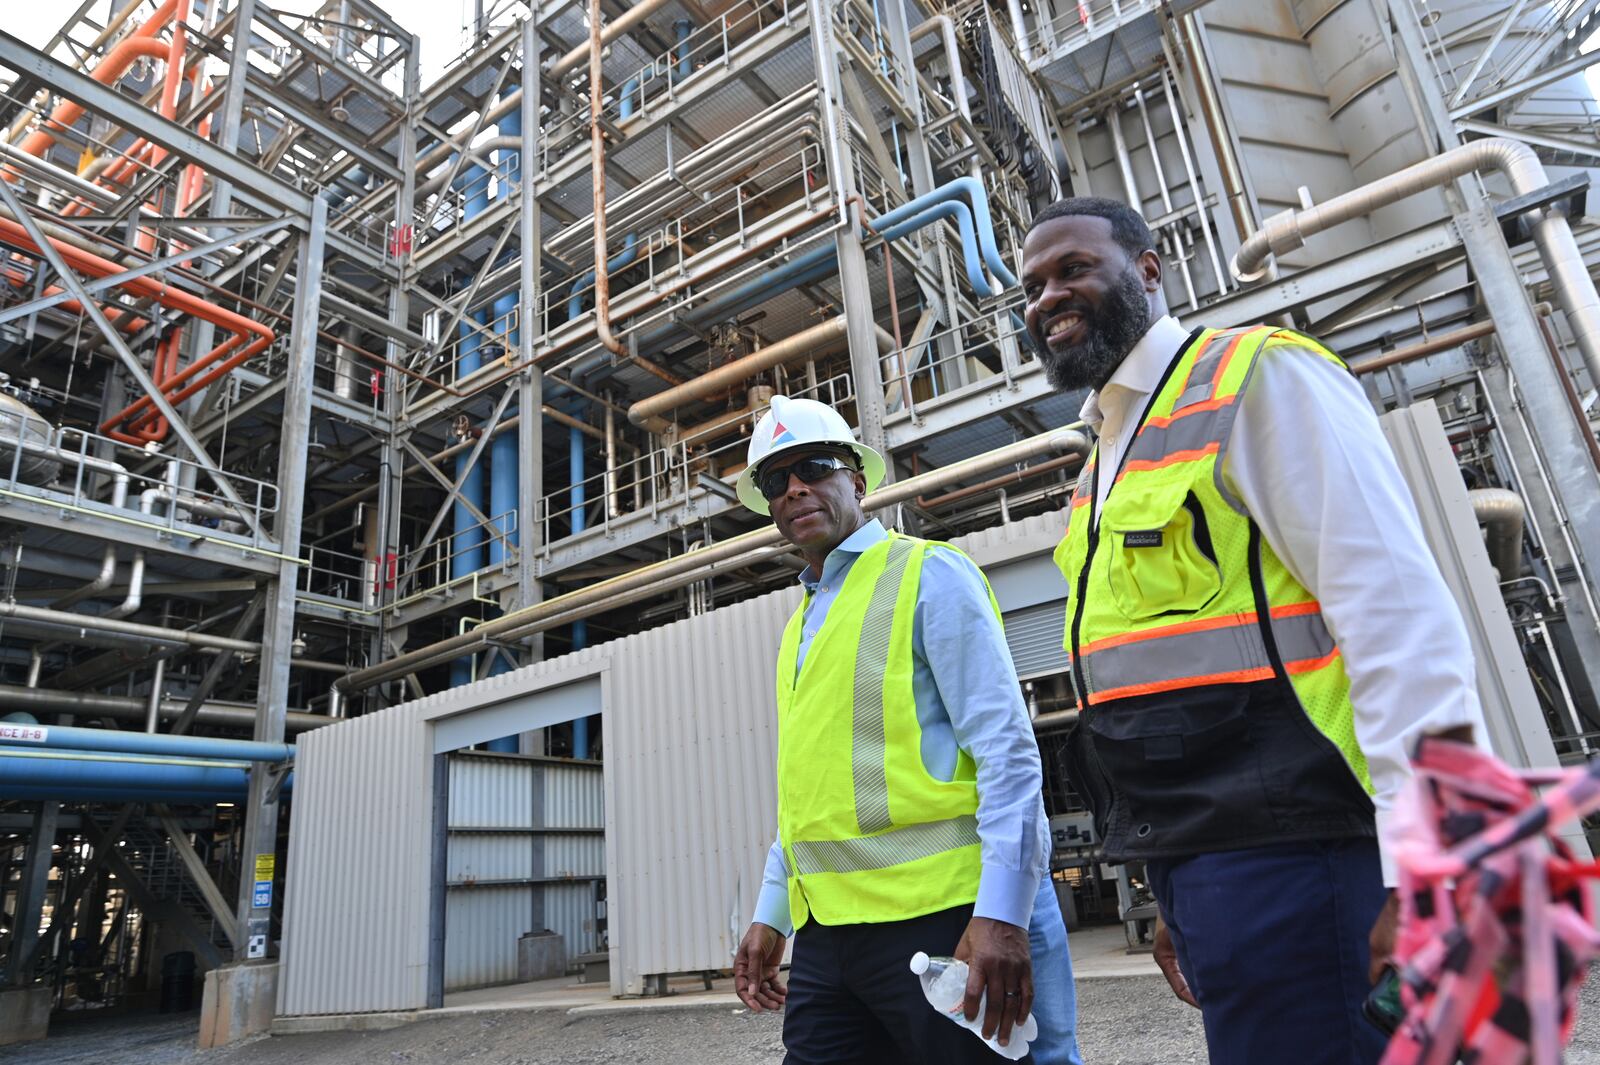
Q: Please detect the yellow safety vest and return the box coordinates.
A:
[1053,327,1377,861]
[774,533,988,929]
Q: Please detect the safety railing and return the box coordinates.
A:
[0,415,281,552]
[298,544,370,606]
[1013,0,1162,64]
[877,295,1033,419]
[391,510,519,604]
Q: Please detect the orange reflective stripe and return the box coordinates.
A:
[1286,647,1341,675]
[1115,442,1220,482]
[1088,666,1276,704]
[1080,610,1259,655]
[1271,600,1322,619]
[1144,394,1236,429]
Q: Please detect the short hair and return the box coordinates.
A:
[1027,197,1156,261]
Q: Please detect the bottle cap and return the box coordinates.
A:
[909,951,930,975]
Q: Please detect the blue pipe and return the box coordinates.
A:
[451,163,493,691]
[567,234,640,321]
[570,406,591,758]
[0,724,291,763]
[481,104,525,754]
[0,751,293,800]
[876,200,998,298]
[674,19,693,79]
[872,176,1020,289]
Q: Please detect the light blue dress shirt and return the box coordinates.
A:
[752,519,1050,933]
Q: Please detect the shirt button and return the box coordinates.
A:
[820,585,830,594]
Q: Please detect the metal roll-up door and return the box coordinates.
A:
[1003,600,1069,680]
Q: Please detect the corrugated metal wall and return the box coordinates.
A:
[279,516,1066,1011]
[443,753,605,990]
[278,703,434,1016]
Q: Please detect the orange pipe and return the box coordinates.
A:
[0,217,274,444]
[15,0,181,161]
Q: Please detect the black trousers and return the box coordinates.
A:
[782,904,1034,1065]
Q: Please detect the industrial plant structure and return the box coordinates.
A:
[2,0,1600,1046]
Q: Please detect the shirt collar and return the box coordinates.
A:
[1077,315,1189,433]
[798,519,887,589]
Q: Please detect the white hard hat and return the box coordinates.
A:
[736,394,886,515]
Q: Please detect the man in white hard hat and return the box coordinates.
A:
[731,395,1080,1065]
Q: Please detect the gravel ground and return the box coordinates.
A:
[9,975,1600,1064]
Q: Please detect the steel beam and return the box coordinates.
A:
[517,14,546,630]
[153,806,241,950]
[0,180,269,542]
[3,802,58,987]
[232,199,327,962]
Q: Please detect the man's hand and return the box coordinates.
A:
[733,922,787,1012]
[1152,914,1199,1008]
[953,915,1032,1047]
[1368,890,1400,985]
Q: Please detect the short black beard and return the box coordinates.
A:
[1033,266,1153,393]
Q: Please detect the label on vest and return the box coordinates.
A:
[1123,530,1164,548]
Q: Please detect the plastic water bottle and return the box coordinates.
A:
[909,952,1036,1060]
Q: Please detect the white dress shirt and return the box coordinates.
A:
[1078,315,1486,884]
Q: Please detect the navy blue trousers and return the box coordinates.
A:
[1147,838,1390,1065]
[782,904,1034,1065]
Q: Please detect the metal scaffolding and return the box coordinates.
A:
[1,0,1600,1023]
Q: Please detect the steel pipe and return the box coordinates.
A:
[1230,138,1600,392]
[0,721,292,762]
[1470,488,1526,581]
[627,317,895,433]
[549,0,678,77]
[0,602,258,653]
[589,0,628,361]
[0,683,326,732]
[338,427,1089,692]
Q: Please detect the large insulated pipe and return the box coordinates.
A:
[550,0,677,78]
[627,317,896,433]
[451,164,493,651]
[0,721,291,762]
[0,683,326,732]
[1230,138,1600,392]
[0,750,290,803]
[337,428,1090,691]
[1470,488,1526,581]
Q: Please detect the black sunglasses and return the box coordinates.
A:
[757,455,856,501]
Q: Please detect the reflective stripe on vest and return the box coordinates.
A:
[790,814,981,875]
[1079,602,1338,704]
[851,538,913,835]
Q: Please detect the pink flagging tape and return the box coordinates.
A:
[1382,738,1600,1065]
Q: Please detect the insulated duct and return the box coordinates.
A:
[1469,488,1526,581]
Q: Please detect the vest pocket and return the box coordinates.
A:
[1102,484,1221,620]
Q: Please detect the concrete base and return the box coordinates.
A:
[517,931,565,983]
[198,961,279,1049]
[0,986,51,1046]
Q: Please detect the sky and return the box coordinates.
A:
[8,1,476,85]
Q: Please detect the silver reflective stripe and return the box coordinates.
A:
[1274,610,1337,665]
[790,814,981,876]
[851,537,914,835]
[1082,620,1271,695]
[1122,406,1227,468]
[1081,609,1336,696]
